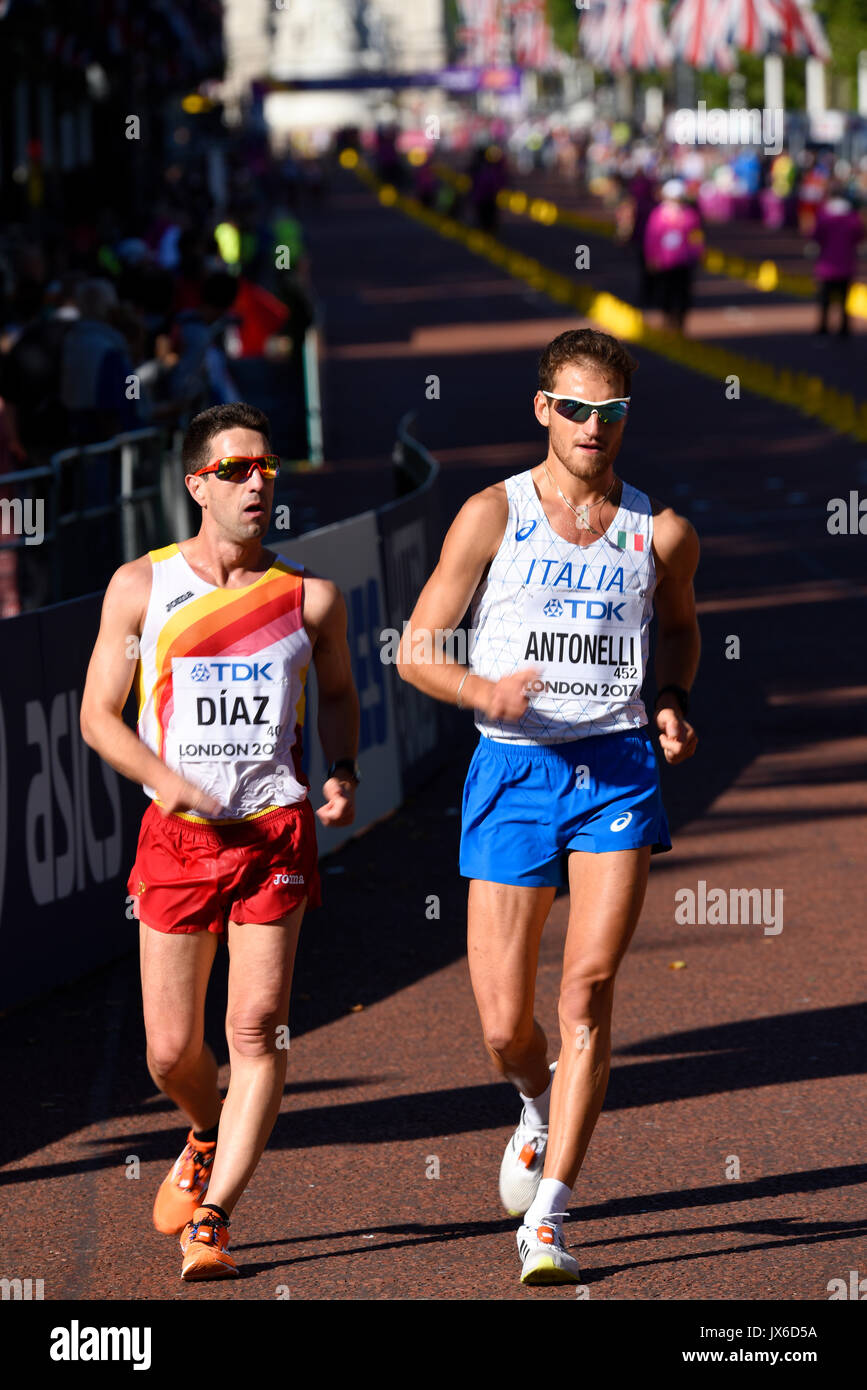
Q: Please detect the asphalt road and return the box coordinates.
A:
[1,167,865,1311]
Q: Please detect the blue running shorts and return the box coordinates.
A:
[460,727,672,887]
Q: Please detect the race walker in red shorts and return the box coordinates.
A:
[80,402,360,1281]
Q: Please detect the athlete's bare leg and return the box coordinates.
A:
[204,901,305,1217]
[467,880,557,1098]
[543,846,651,1188]
[139,923,222,1133]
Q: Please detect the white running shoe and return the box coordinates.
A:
[517,1219,582,1286]
[498,1062,556,1217]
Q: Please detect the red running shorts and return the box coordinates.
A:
[127,799,322,935]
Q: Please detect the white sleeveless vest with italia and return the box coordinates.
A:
[135,544,312,819]
[469,471,656,744]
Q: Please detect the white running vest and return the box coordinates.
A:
[469,471,656,743]
[135,544,313,820]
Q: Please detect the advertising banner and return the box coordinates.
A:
[272,509,402,855]
[0,598,143,1010]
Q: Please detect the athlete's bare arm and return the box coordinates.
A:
[397,485,539,723]
[79,558,223,815]
[302,575,360,828]
[650,501,700,765]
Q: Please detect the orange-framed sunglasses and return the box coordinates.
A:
[194,454,281,482]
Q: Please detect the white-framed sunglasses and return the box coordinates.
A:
[541,392,631,424]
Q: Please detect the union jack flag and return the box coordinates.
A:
[580,1,673,74]
[668,0,830,70]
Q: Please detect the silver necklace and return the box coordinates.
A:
[543,464,618,535]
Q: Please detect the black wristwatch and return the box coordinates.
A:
[326,758,361,785]
[655,684,690,718]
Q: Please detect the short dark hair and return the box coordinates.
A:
[182,403,272,474]
[538,328,638,397]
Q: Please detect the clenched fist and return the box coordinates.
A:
[655,707,698,764]
[478,667,541,723]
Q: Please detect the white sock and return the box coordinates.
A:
[519,1067,553,1128]
[525,1178,572,1229]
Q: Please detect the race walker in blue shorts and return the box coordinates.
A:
[398,327,700,1285]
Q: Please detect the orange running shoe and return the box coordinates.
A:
[153,1131,217,1235]
[180,1207,239,1281]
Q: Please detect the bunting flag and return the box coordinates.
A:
[581,0,673,74]
[772,0,831,60]
[618,0,674,71]
[668,0,736,70]
[509,0,555,70]
[456,0,508,67]
[668,0,830,70]
[457,0,558,70]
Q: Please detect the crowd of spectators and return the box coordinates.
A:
[429,116,867,337]
[0,138,322,616]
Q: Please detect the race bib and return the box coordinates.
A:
[521,590,644,702]
[167,656,286,763]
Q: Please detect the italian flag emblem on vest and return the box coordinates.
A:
[617,530,644,551]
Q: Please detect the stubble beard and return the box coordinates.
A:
[550,431,618,489]
[213,509,268,546]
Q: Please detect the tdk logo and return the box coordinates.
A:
[544,599,628,621]
[189,662,273,682]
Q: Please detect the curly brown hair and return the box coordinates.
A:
[538,329,638,396]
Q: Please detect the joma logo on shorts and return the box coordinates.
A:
[273,872,304,885]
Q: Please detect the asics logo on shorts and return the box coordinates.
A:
[273,871,304,885]
[610,812,633,832]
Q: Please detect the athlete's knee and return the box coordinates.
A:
[482,1016,539,1059]
[228,1008,285,1058]
[557,965,617,1031]
[146,1036,201,1080]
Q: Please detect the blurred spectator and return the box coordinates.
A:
[797,152,830,236]
[616,170,658,309]
[375,125,402,186]
[770,151,797,198]
[232,280,290,358]
[413,154,437,209]
[809,188,866,338]
[0,272,82,464]
[470,145,508,233]
[164,271,240,419]
[60,279,141,446]
[732,148,761,196]
[644,180,705,334]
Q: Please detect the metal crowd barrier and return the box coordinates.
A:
[0,428,185,606]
